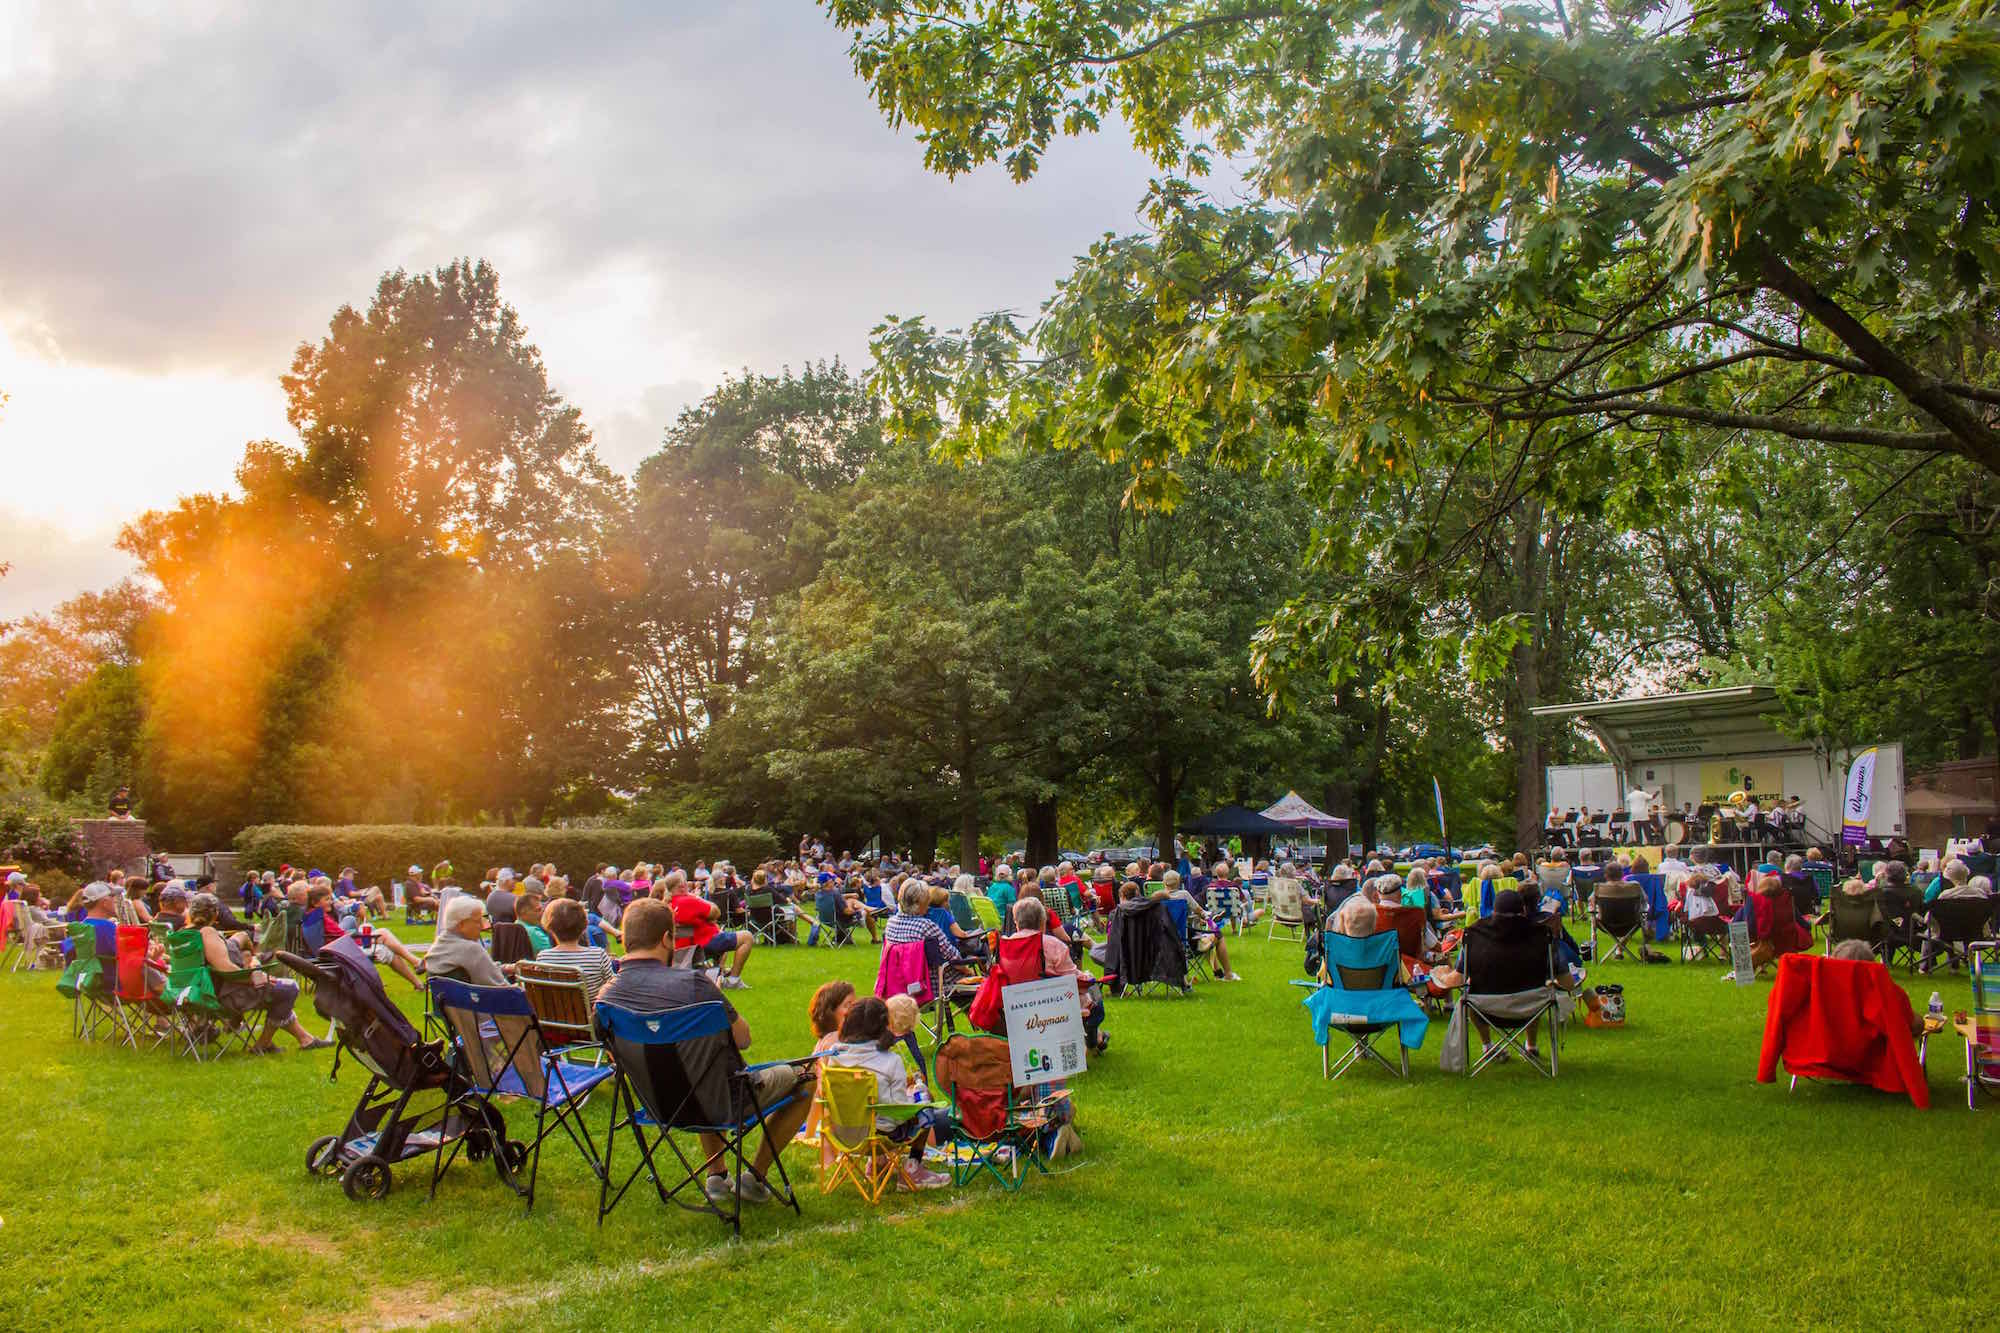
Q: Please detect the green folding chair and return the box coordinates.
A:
[56,922,117,1041]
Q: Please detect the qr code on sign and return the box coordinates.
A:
[1059,1040,1080,1070]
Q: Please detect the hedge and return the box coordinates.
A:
[232,824,779,888]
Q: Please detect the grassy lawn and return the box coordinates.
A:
[1,922,1987,1331]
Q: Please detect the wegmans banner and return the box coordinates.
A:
[1840,748,1878,847]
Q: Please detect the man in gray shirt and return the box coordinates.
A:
[423,896,510,987]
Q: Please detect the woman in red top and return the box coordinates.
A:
[1748,871,1813,967]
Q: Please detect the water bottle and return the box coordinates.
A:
[1928,992,1943,1021]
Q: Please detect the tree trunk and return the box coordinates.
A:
[955,702,980,867]
[1354,698,1391,853]
[1322,779,1353,869]
[1025,795,1059,868]
[1153,766,1179,863]
[1509,499,1548,854]
[957,799,980,869]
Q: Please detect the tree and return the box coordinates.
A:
[41,663,141,802]
[827,0,2000,703]
[121,261,630,844]
[0,580,154,801]
[717,451,1066,863]
[626,362,875,775]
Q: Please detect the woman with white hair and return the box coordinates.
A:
[986,862,1018,923]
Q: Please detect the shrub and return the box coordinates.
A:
[232,824,780,888]
[0,800,90,879]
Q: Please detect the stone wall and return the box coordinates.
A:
[73,818,151,880]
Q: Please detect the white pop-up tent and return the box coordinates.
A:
[1260,790,1350,857]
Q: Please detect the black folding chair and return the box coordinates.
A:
[1459,933,1562,1078]
[593,998,808,1237]
[429,978,614,1212]
[1591,891,1648,961]
[1877,887,1926,972]
[1682,913,1730,963]
[1924,897,1999,973]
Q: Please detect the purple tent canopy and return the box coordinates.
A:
[1260,791,1349,830]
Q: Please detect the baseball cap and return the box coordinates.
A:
[4,871,25,885]
[441,896,488,931]
[80,882,117,906]
[408,865,424,876]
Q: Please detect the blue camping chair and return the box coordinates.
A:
[429,977,615,1212]
[1161,896,1215,981]
[1301,929,1429,1079]
[593,999,808,1237]
[804,890,852,948]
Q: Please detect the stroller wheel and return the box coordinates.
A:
[306,1135,343,1178]
[341,1154,393,1202]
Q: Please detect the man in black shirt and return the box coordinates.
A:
[599,900,814,1205]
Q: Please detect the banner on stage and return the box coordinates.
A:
[1698,762,1781,809]
[1840,748,1878,848]
[1002,974,1087,1088]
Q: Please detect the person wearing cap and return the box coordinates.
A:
[401,866,439,919]
[155,883,192,933]
[76,882,121,965]
[424,896,513,987]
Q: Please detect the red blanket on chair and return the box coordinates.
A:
[1756,953,1928,1108]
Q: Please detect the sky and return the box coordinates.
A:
[0,2,1163,618]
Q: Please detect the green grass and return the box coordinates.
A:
[1,924,1988,1331]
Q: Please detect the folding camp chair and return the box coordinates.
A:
[1681,913,1730,963]
[0,899,18,972]
[969,893,1001,930]
[948,890,983,936]
[743,891,783,946]
[108,924,168,1051]
[1305,929,1423,1079]
[1877,887,1926,973]
[57,922,119,1041]
[1591,891,1648,962]
[160,928,254,1060]
[429,978,614,1213]
[1966,943,2000,1110]
[934,1034,1069,1191]
[1458,935,1563,1078]
[1267,879,1307,941]
[514,961,602,1059]
[1162,896,1215,982]
[1825,889,1885,959]
[798,891,852,948]
[814,1065,942,1204]
[1205,881,1249,935]
[593,999,809,1237]
[1923,898,1996,974]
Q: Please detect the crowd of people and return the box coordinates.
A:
[16,816,1996,1198]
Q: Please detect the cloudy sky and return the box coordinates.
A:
[0,2,1162,617]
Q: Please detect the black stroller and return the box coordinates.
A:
[279,937,524,1202]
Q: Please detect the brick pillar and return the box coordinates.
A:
[73,819,152,880]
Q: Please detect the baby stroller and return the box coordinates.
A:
[279,937,523,1202]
